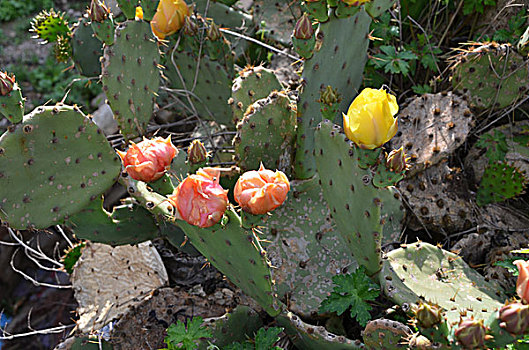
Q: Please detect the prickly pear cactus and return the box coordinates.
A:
[0,73,24,123]
[380,242,506,324]
[230,65,283,124]
[67,196,160,245]
[233,91,296,173]
[451,43,529,110]
[30,8,71,44]
[101,20,160,140]
[477,161,527,205]
[0,104,121,229]
[253,0,301,44]
[174,209,281,316]
[260,175,357,317]
[362,318,412,350]
[72,16,103,77]
[389,92,474,176]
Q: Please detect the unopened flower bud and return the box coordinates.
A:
[168,168,228,228]
[207,21,221,41]
[386,147,410,173]
[499,302,529,335]
[182,16,198,36]
[414,302,443,329]
[117,136,178,182]
[187,140,208,164]
[454,318,487,349]
[320,85,340,106]
[89,0,110,22]
[293,13,314,40]
[234,164,290,215]
[0,72,15,96]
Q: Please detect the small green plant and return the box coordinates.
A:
[224,327,284,350]
[162,317,213,350]
[0,0,54,22]
[61,242,85,274]
[492,10,528,44]
[476,130,509,162]
[372,45,418,75]
[411,84,432,94]
[319,267,380,327]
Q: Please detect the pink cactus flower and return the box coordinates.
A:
[514,260,529,303]
[234,164,290,215]
[168,168,228,228]
[117,136,177,182]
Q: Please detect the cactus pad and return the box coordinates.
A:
[175,209,281,316]
[314,120,393,276]
[0,82,24,124]
[233,91,296,173]
[116,0,138,19]
[67,196,160,245]
[380,241,506,324]
[72,17,103,77]
[477,161,527,206]
[295,11,371,178]
[102,20,160,140]
[30,9,71,44]
[277,312,365,349]
[0,104,121,229]
[451,43,529,110]
[362,318,411,350]
[260,176,357,317]
[231,65,282,124]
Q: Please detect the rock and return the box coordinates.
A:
[90,103,118,135]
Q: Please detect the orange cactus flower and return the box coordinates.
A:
[117,136,177,182]
[168,168,228,228]
[515,260,529,303]
[234,164,290,215]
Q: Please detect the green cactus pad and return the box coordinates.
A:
[0,104,121,229]
[30,9,71,44]
[277,312,364,349]
[164,49,234,126]
[199,306,263,349]
[260,175,358,317]
[175,208,281,316]
[295,11,371,179]
[230,65,283,124]
[233,91,296,173]
[102,20,160,140]
[91,18,115,45]
[139,0,160,21]
[72,17,103,77]
[451,43,529,110]
[362,318,411,350]
[0,85,24,123]
[477,161,527,206]
[67,196,160,245]
[116,0,138,19]
[314,120,393,276]
[380,242,506,324]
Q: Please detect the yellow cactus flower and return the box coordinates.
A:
[342,88,399,149]
[151,0,189,40]
[135,0,188,40]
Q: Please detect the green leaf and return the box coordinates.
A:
[319,267,380,327]
[255,327,283,350]
[412,84,432,95]
[163,317,213,350]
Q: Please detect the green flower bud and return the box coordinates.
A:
[0,72,15,96]
[499,302,529,335]
[187,140,209,165]
[454,318,487,349]
[89,0,110,22]
[293,13,314,40]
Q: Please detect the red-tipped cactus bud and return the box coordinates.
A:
[187,140,208,164]
[207,21,221,41]
[89,0,110,22]
[499,302,529,335]
[293,13,314,40]
[0,71,15,96]
[454,318,487,349]
[386,147,410,173]
[320,85,341,106]
[234,164,290,215]
[182,16,198,36]
[168,168,228,228]
[515,260,529,303]
[117,136,178,182]
[413,302,444,329]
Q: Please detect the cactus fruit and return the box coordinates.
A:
[476,161,527,206]
[72,17,103,77]
[101,20,161,140]
[454,318,487,349]
[233,91,297,173]
[292,13,316,59]
[451,43,529,110]
[0,72,24,123]
[230,65,283,125]
[0,104,121,229]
